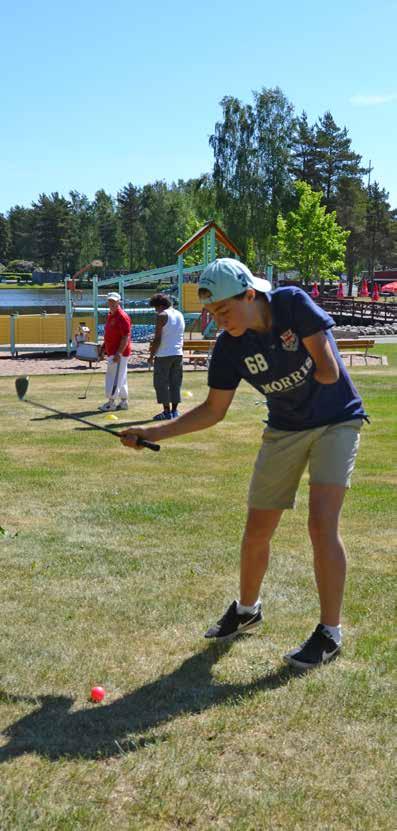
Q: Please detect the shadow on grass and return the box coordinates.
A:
[74,419,155,431]
[31,413,154,428]
[0,644,296,762]
[32,409,106,420]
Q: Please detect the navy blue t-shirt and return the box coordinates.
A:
[208,287,365,431]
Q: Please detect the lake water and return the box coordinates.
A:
[0,288,153,313]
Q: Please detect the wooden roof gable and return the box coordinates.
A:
[176,221,241,257]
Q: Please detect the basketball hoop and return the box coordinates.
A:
[91,259,103,268]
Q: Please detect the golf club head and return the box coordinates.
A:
[16,376,29,400]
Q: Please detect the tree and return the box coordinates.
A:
[8,205,35,261]
[0,213,10,262]
[93,190,125,272]
[69,191,97,273]
[364,183,396,281]
[117,183,143,272]
[335,177,368,291]
[314,112,365,208]
[290,111,319,189]
[31,193,74,270]
[174,207,203,267]
[210,95,254,257]
[210,87,295,265]
[140,181,185,268]
[183,174,220,226]
[274,181,349,283]
[253,88,296,261]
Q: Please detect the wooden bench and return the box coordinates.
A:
[183,337,380,369]
[335,338,380,365]
[183,339,216,369]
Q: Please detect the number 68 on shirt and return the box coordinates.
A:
[244,354,269,374]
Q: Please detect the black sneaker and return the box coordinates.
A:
[283,624,341,669]
[204,600,263,641]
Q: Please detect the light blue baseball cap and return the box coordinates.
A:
[198,258,271,305]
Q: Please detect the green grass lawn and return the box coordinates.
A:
[0,351,396,830]
[0,282,65,290]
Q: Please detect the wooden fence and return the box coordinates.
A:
[318,299,397,327]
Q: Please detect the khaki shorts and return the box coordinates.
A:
[248,419,363,510]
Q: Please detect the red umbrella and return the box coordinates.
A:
[381,282,397,293]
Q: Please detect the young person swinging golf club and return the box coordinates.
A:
[121,258,367,668]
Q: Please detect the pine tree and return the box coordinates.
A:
[8,206,35,261]
[69,191,97,273]
[117,183,143,272]
[93,190,125,272]
[315,112,365,208]
[290,111,319,189]
[364,183,395,280]
[335,177,368,290]
[32,193,74,270]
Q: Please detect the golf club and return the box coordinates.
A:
[15,377,160,452]
[78,364,99,400]
[110,359,120,397]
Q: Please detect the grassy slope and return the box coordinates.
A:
[0,349,395,830]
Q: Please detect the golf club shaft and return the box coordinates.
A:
[79,368,97,399]
[110,360,120,398]
[20,398,160,451]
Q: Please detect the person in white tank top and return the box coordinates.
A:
[148,294,186,420]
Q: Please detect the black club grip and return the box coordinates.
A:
[136,437,161,452]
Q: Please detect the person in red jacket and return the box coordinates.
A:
[98,292,132,411]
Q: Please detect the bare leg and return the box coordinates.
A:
[240,508,283,606]
[308,484,348,626]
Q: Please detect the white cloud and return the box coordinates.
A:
[350,93,397,107]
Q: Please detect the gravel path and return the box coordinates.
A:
[0,350,388,378]
[0,344,208,377]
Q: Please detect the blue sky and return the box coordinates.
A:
[1,0,396,213]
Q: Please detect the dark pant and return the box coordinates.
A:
[153,355,183,405]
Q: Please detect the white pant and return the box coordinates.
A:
[105,356,129,400]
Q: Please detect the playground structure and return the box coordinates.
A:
[66,221,245,352]
[1,222,252,356]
